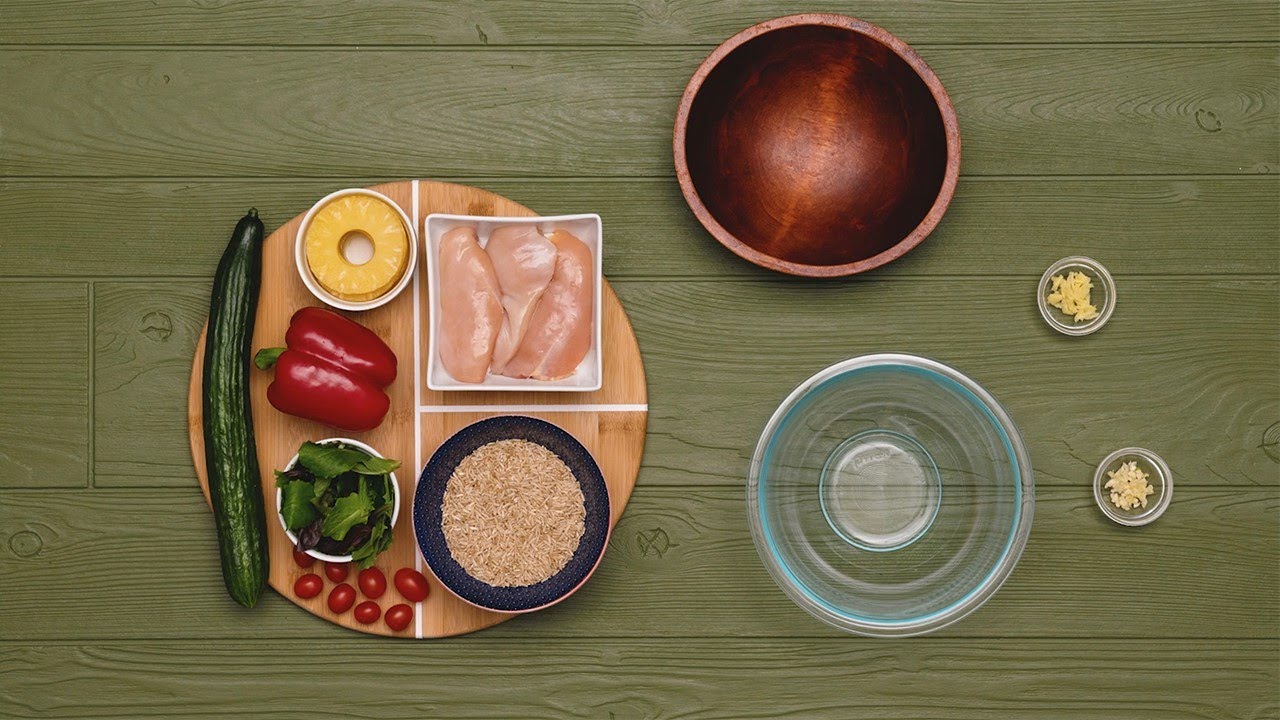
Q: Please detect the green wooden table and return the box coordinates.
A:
[2,2,1277,717]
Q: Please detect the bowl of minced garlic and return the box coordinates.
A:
[1093,447,1172,526]
[1037,256,1115,336]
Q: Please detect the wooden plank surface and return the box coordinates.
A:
[3,178,1278,279]
[1,638,1276,719]
[94,282,207,484]
[0,0,1277,716]
[0,47,1274,178]
[0,486,1275,642]
[3,0,1276,44]
[91,278,1280,488]
[0,282,88,489]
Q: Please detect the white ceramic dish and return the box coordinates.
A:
[424,213,603,392]
[275,437,401,563]
[295,188,418,312]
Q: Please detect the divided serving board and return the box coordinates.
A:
[188,180,648,638]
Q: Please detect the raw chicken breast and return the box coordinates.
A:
[437,226,502,383]
[485,225,558,374]
[502,230,594,381]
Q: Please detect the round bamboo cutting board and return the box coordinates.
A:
[188,180,647,638]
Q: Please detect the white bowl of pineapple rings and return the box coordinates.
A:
[295,188,417,311]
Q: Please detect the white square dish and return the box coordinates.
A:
[424,213,603,392]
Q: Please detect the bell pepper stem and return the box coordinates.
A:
[254,347,286,370]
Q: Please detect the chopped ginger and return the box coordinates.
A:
[1105,461,1155,511]
[1047,271,1100,322]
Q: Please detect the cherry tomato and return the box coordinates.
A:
[358,567,387,599]
[394,568,430,602]
[292,549,315,568]
[293,573,323,599]
[385,603,413,632]
[327,583,356,614]
[354,600,381,625]
[324,561,350,583]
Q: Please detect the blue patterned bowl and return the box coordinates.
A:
[413,415,611,613]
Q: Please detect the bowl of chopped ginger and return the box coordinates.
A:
[1093,447,1172,527]
[1037,255,1116,336]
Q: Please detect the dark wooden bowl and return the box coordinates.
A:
[674,15,960,277]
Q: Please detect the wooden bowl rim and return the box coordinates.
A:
[672,14,962,278]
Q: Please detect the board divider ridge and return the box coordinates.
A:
[411,179,424,639]
[418,404,650,413]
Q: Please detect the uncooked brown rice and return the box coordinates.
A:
[441,439,586,587]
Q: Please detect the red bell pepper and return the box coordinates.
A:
[254,307,397,432]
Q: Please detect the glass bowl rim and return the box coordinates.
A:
[746,352,1036,637]
[1037,255,1116,336]
[1092,446,1173,527]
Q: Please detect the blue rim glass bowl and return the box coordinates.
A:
[413,415,611,613]
[747,353,1035,636]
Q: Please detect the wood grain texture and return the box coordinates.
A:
[0,48,1274,178]
[624,278,1280,489]
[2,0,1276,44]
[95,278,1280,488]
[0,0,1277,712]
[94,282,208,484]
[0,485,1275,642]
[184,180,646,637]
[0,283,88,488]
[4,178,1278,279]
[3,638,1278,719]
[1,639,1273,719]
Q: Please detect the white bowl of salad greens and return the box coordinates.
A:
[275,437,401,567]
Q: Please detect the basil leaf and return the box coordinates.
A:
[362,476,390,509]
[297,441,366,479]
[273,466,309,489]
[351,519,393,569]
[334,523,373,555]
[331,472,360,499]
[296,519,323,552]
[369,503,392,523]
[352,456,401,475]
[279,480,319,531]
[321,489,374,541]
[297,441,400,480]
[314,535,344,555]
[310,476,331,501]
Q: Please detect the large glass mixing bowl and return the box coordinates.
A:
[748,354,1035,636]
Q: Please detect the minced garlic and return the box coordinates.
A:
[1105,461,1154,510]
[1047,271,1099,322]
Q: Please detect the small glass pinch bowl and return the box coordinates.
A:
[1093,447,1172,527]
[1037,255,1115,336]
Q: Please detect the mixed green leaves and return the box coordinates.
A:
[277,441,400,568]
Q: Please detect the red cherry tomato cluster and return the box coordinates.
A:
[291,558,430,633]
[324,561,349,583]
[395,568,430,602]
[358,568,387,599]
[384,603,413,631]
[293,573,323,599]
[328,583,356,613]
[354,600,381,624]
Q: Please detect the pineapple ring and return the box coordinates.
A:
[303,194,410,302]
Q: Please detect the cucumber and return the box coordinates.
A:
[202,208,269,608]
